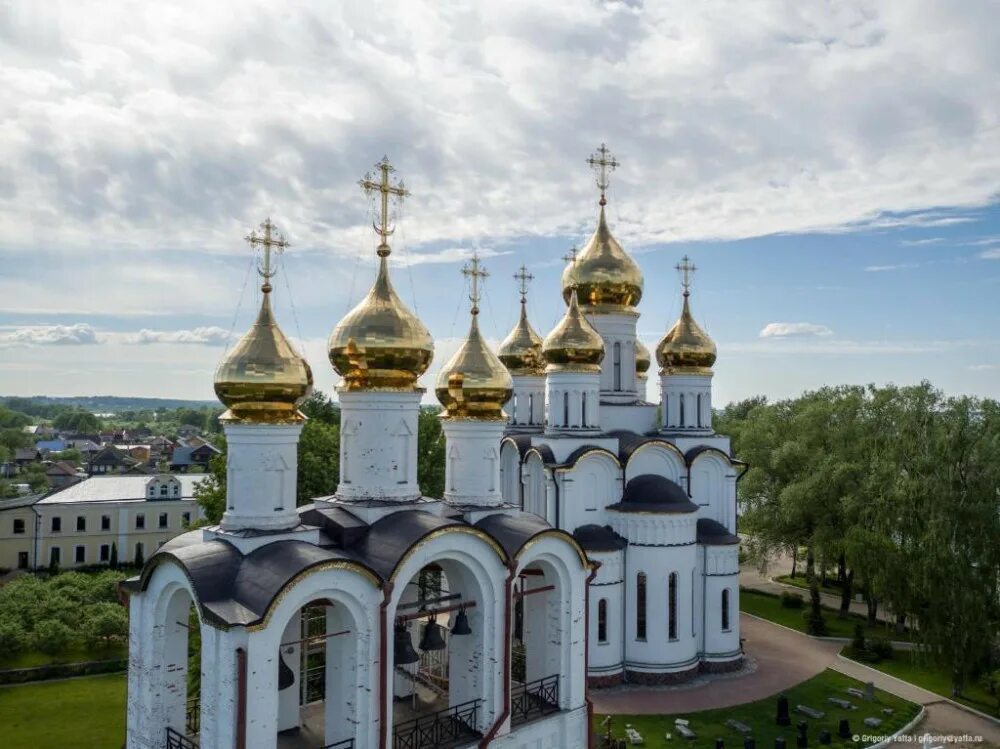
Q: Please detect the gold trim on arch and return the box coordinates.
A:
[627,439,686,467]
[553,446,622,472]
[515,529,590,571]
[389,525,509,583]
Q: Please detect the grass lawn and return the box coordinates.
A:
[0,672,126,748]
[775,573,845,594]
[595,669,920,749]
[0,643,128,670]
[852,652,998,718]
[740,588,911,643]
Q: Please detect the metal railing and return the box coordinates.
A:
[321,740,355,749]
[393,698,482,749]
[186,696,200,736]
[166,727,199,749]
[510,674,560,727]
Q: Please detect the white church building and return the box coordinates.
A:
[123,150,742,749]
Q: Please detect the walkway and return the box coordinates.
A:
[593,614,1000,747]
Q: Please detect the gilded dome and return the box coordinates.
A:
[561,206,643,312]
[543,289,605,371]
[214,292,314,424]
[498,300,544,376]
[656,292,717,374]
[328,253,434,391]
[436,314,513,421]
[635,339,651,378]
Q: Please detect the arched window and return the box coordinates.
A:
[721,589,730,631]
[697,393,703,427]
[512,392,518,423]
[527,393,534,425]
[613,342,622,391]
[597,598,608,644]
[679,393,685,427]
[667,572,678,640]
[563,392,569,427]
[581,392,587,427]
[636,573,647,640]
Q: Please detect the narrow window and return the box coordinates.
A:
[636,573,647,640]
[563,392,569,427]
[182,512,191,528]
[613,342,622,390]
[135,513,145,530]
[13,518,24,534]
[158,512,168,529]
[598,598,608,643]
[679,394,685,427]
[668,572,678,640]
[51,517,61,533]
[527,393,534,425]
[160,485,168,497]
[100,545,110,562]
[101,515,111,531]
[76,516,86,532]
[172,484,179,497]
[74,546,85,564]
[581,392,588,427]
[50,547,61,566]
[17,551,28,569]
[511,392,518,423]
[722,589,731,631]
[697,393,703,427]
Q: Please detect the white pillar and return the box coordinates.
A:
[506,374,545,432]
[197,624,248,749]
[221,422,303,532]
[659,372,713,434]
[336,390,422,501]
[442,419,506,506]
[545,370,601,434]
[586,311,640,404]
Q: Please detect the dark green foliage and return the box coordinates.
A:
[850,623,866,655]
[870,638,894,661]
[417,408,445,499]
[780,591,804,609]
[804,581,827,636]
[109,543,118,570]
[133,544,144,568]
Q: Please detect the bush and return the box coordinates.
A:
[780,591,805,609]
[32,619,76,655]
[804,583,827,636]
[0,615,26,659]
[869,637,894,661]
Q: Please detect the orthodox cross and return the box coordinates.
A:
[359,156,410,254]
[562,246,578,266]
[676,255,697,296]
[586,143,619,206]
[245,217,289,292]
[461,252,489,315]
[514,265,534,304]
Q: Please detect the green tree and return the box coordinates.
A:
[83,602,129,649]
[33,619,74,655]
[109,542,119,570]
[418,408,446,499]
[297,420,340,503]
[0,614,25,659]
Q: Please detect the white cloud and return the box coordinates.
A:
[759,322,834,339]
[978,248,1000,260]
[0,323,99,346]
[864,263,919,272]
[128,327,233,345]
[968,364,997,371]
[394,247,512,268]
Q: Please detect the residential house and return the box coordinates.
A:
[35,439,69,454]
[87,445,137,475]
[0,494,42,571]
[45,461,83,490]
[168,442,219,472]
[14,448,41,469]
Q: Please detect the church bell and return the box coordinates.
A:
[451,605,472,636]
[418,615,447,651]
[277,649,295,690]
[394,621,420,665]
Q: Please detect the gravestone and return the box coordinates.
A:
[827,697,854,710]
[744,738,756,749]
[838,719,851,740]
[725,719,753,736]
[818,730,832,746]
[795,705,824,719]
[864,682,875,701]
[775,738,786,749]
[796,721,808,749]
[846,687,865,699]
[882,708,894,716]
[776,695,791,726]
[864,717,882,728]
[677,725,697,740]
[716,740,725,749]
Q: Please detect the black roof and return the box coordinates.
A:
[607,474,698,514]
[474,512,553,558]
[696,518,739,545]
[573,524,626,552]
[503,434,534,458]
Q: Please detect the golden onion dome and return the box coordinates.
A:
[635,339,651,379]
[498,299,545,376]
[328,251,434,391]
[436,312,513,421]
[214,288,314,424]
[543,288,605,371]
[561,206,643,312]
[656,291,717,374]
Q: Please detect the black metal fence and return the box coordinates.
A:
[186,697,200,736]
[321,739,355,749]
[393,698,482,749]
[510,674,560,727]
[166,727,199,749]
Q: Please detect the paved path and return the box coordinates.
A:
[593,614,999,747]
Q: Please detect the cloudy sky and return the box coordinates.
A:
[2,0,999,406]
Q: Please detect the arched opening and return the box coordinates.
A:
[581,392,588,427]
[613,342,622,391]
[511,560,565,727]
[696,393,703,427]
[562,392,569,428]
[390,555,495,747]
[500,442,521,507]
[511,392,518,424]
[721,588,730,631]
[636,572,647,641]
[667,572,678,641]
[597,599,608,644]
[527,393,535,425]
[679,394,685,427]
[157,587,201,747]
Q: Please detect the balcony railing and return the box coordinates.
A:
[166,727,199,749]
[321,740,355,749]
[393,698,482,749]
[510,674,560,727]
[186,696,200,736]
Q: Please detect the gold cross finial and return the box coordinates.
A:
[675,255,697,296]
[245,217,289,293]
[513,265,534,304]
[586,143,619,206]
[359,156,410,257]
[461,251,489,315]
[562,246,578,266]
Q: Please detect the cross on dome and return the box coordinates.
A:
[562,246,578,266]
[675,255,697,296]
[359,156,410,256]
[461,252,489,315]
[514,265,534,303]
[586,143,619,206]
[245,218,289,292]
